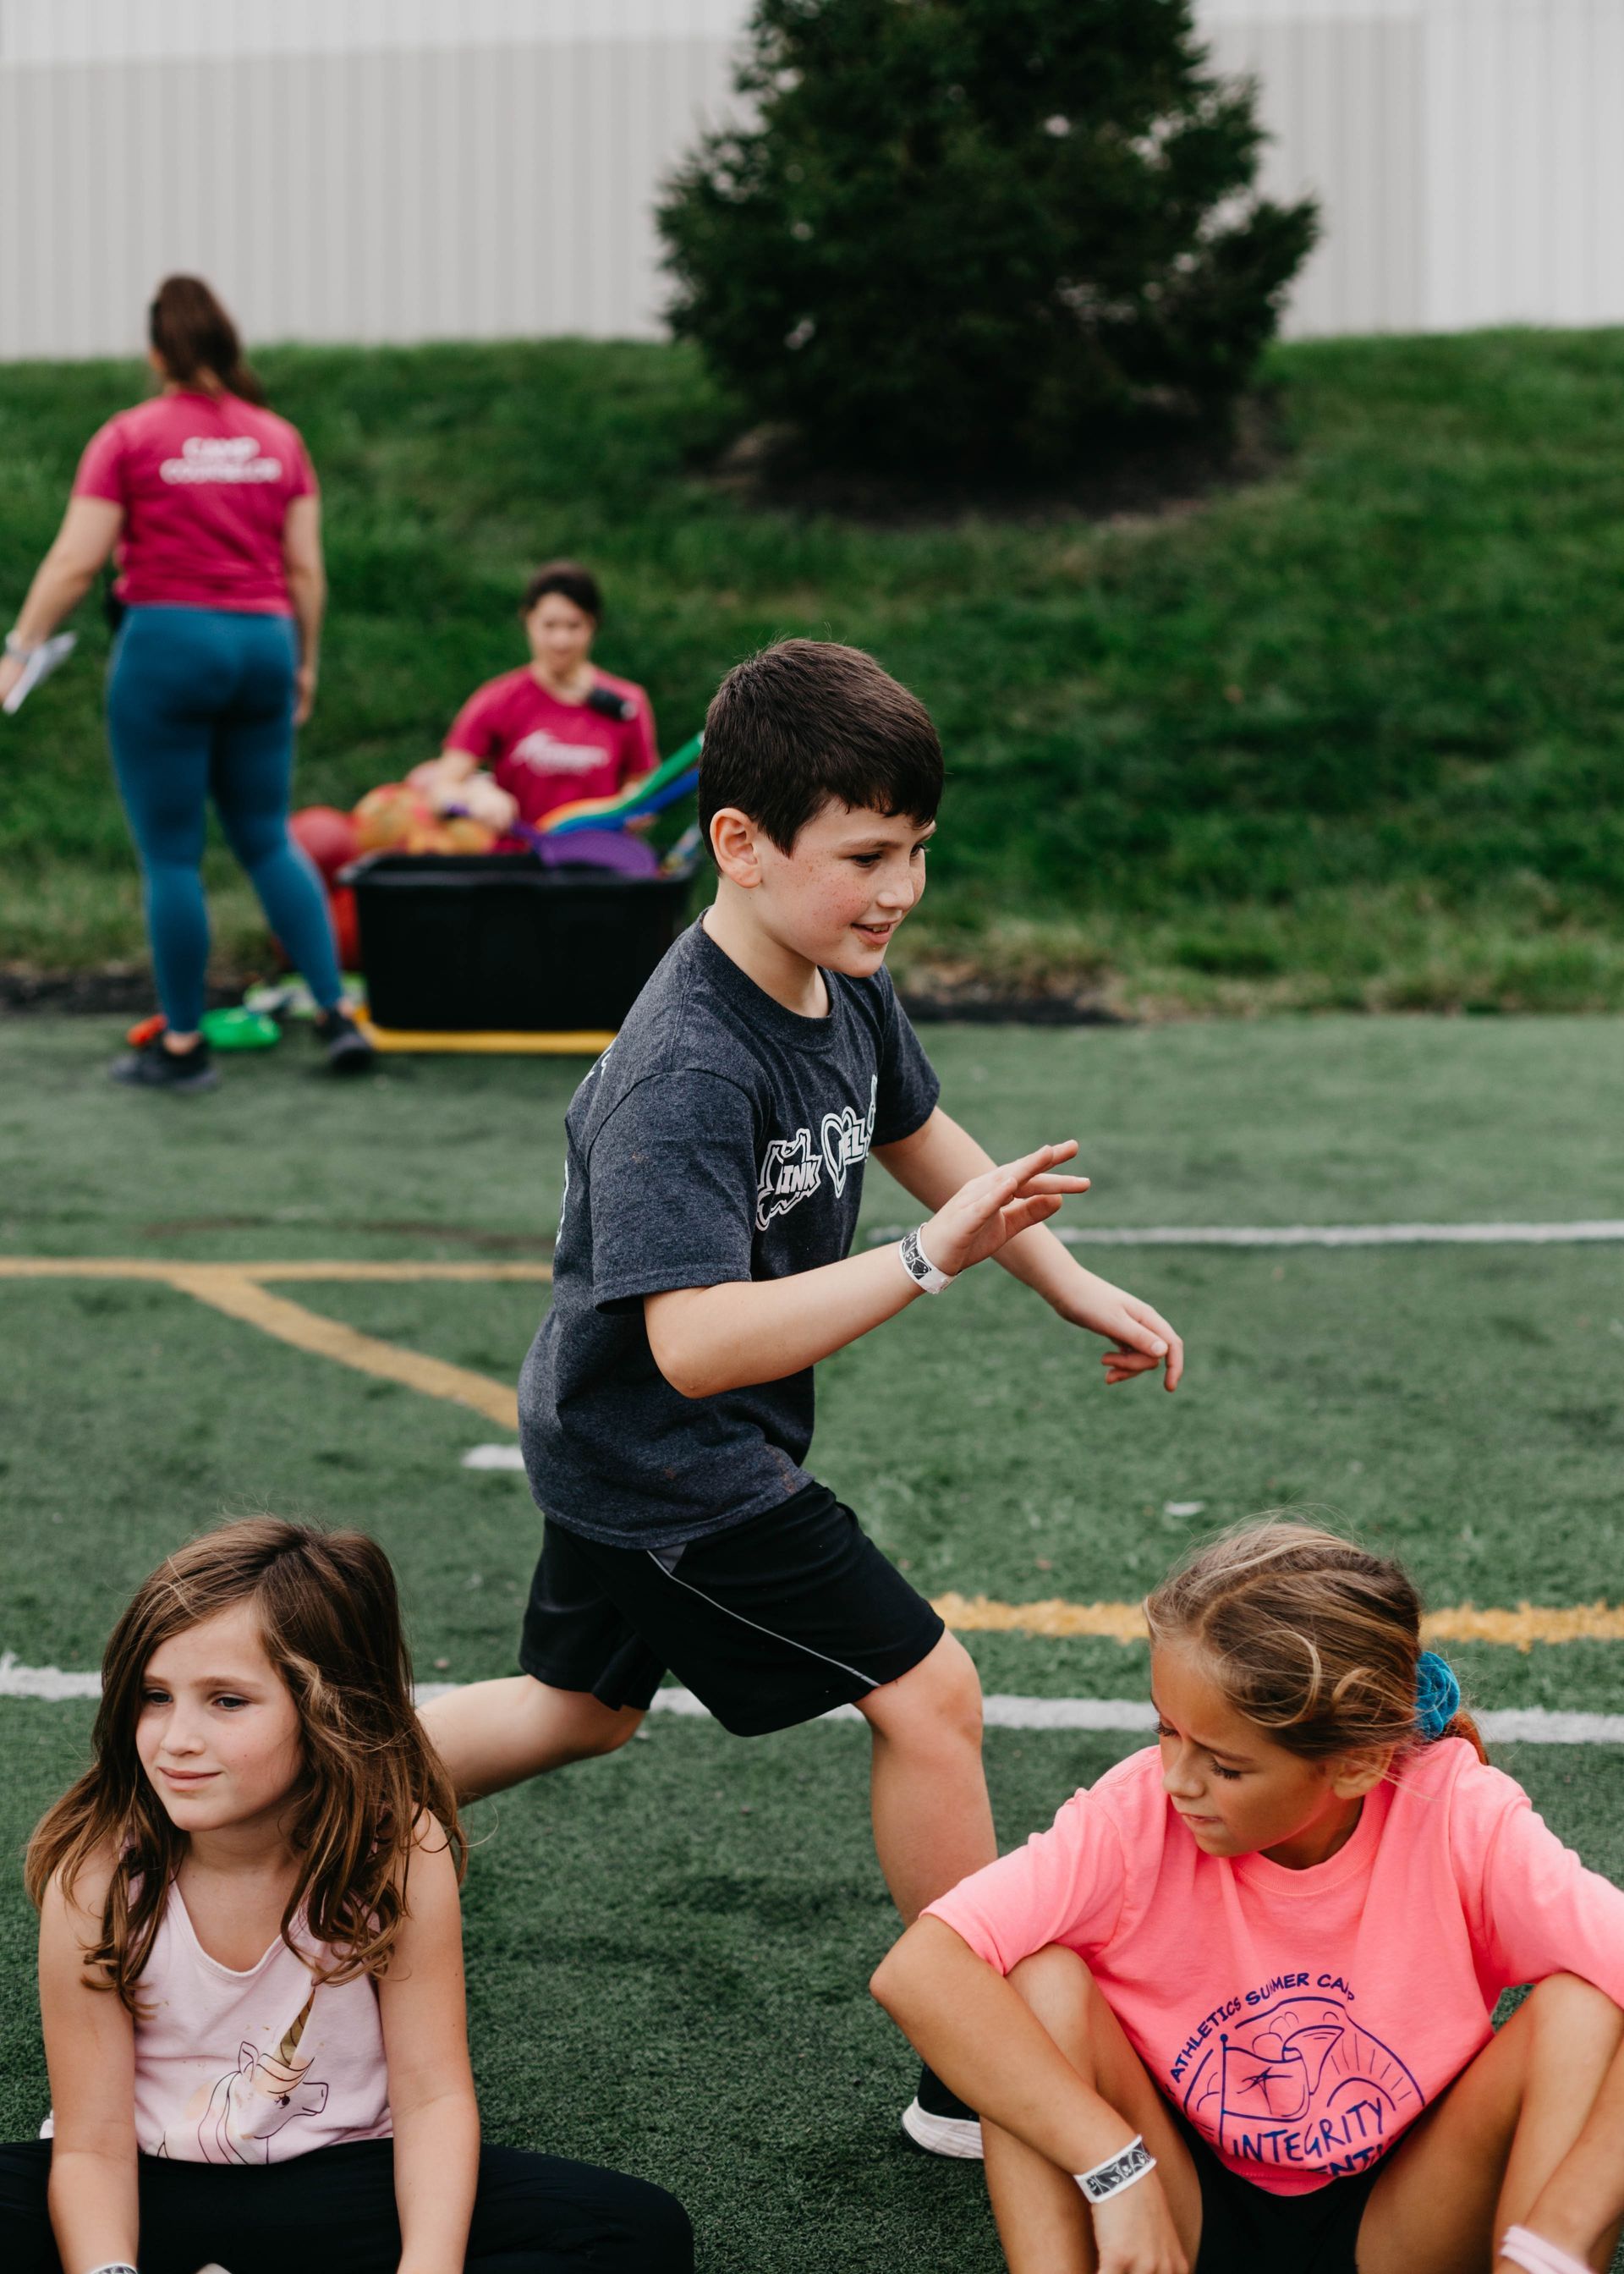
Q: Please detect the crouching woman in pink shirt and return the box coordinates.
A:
[413,561,656,838]
[874,1520,1624,2274]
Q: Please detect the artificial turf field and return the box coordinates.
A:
[3,1009,1624,2271]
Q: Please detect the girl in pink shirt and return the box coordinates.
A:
[875,1521,1624,2274]
[1,1518,691,2274]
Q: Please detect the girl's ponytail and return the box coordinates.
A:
[148,274,266,406]
[1415,1648,1488,1761]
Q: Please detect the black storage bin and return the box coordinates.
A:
[345,852,691,1031]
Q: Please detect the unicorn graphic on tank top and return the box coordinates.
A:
[192,1988,330,2164]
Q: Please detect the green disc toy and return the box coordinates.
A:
[200,1007,283,1052]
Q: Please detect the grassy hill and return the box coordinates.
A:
[3,327,1623,1014]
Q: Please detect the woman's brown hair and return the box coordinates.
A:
[25,1518,464,2010]
[521,559,603,622]
[148,275,266,404]
[1144,1518,1485,1765]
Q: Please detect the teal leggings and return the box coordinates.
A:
[107,606,342,1034]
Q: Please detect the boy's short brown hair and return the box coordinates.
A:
[700,639,942,854]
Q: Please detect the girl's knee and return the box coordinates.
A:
[1008,1943,1097,2028]
[1524,1972,1624,2043]
[610,2178,694,2272]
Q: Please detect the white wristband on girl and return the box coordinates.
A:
[82,2263,140,2274]
[1074,2134,1157,2205]
[897,1224,954,1294]
[1498,2228,1594,2274]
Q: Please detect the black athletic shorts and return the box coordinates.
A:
[518,1480,945,1737]
[1180,2114,1380,2274]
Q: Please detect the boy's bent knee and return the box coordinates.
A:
[545,1687,645,1761]
[860,1631,982,1747]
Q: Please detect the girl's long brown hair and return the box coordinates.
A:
[149,274,266,404]
[26,1518,464,2010]
[1144,1518,1486,1764]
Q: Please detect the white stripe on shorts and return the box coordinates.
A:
[642,1548,888,1692]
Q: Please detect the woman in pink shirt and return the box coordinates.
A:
[0,276,368,1088]
[0,1516,692,2274]
[875,1521,1624,2274]
[414,560,656,835]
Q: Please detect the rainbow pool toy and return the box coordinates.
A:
[540,733,701,836]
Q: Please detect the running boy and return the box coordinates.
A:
[425,639,1183,2150]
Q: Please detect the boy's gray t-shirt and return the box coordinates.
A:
[518,918,940,1549]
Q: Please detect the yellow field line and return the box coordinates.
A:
[0,1259,551,1283]
[164,1267,520,1430]
[935,1593,1624,1653]
[0,1257,204,1280]
[0,1256,538,1428]
[6,1258,1622,1650]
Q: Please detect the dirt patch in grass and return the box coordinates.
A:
[708,391,1287,528]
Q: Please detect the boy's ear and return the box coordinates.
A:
[1328,1746,1395,1802]
[709,806,765,889]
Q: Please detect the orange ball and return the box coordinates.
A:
[440,816,497,854]
[353,783,432,851]
[403,823,458,854]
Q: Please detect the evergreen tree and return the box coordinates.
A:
[659,0,1318,478]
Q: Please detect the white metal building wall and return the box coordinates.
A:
[1201,0,1624,337]
[1,0,1620,361]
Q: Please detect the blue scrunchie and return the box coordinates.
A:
[1415,1650,1462,1740]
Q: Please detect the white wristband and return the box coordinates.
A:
[1074,2134,1156,2205]
[897,1224,954,1294]
[1499,2229,1593,2274]
[82,2263,140,2274]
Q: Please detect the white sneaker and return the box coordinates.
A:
[902,2064,985,2160]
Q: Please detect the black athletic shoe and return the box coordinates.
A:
[902,2062,984,2160]
[109,1033,219,1094]
[314,1006,376,1074]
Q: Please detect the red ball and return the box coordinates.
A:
[327,884,361,972]
[291,805,360,883]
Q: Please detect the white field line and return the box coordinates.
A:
[870,1222,1624,1250]
[3,1659,1621,1744]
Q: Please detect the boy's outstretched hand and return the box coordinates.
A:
[923,1141,1091,1277]
[1060,1275,1184,1392]
[919,1139,1183,1394]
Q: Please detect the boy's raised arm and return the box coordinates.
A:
[645,1141,1087,1400]
[876,1107,1184,1391]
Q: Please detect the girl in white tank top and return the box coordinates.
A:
[5,1517,691,2274]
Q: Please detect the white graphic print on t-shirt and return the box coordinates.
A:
[192,1989,330,2166]
[510,727,605,776]
[160,435,284,485]
[755,1079,875,1230]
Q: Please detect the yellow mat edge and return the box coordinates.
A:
[355,1019,615,1056]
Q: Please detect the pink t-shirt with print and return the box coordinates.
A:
[444,667,657,827]
[41,1880,390,2163]
[924,1738,1624,2198]
[73,390,316,614]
